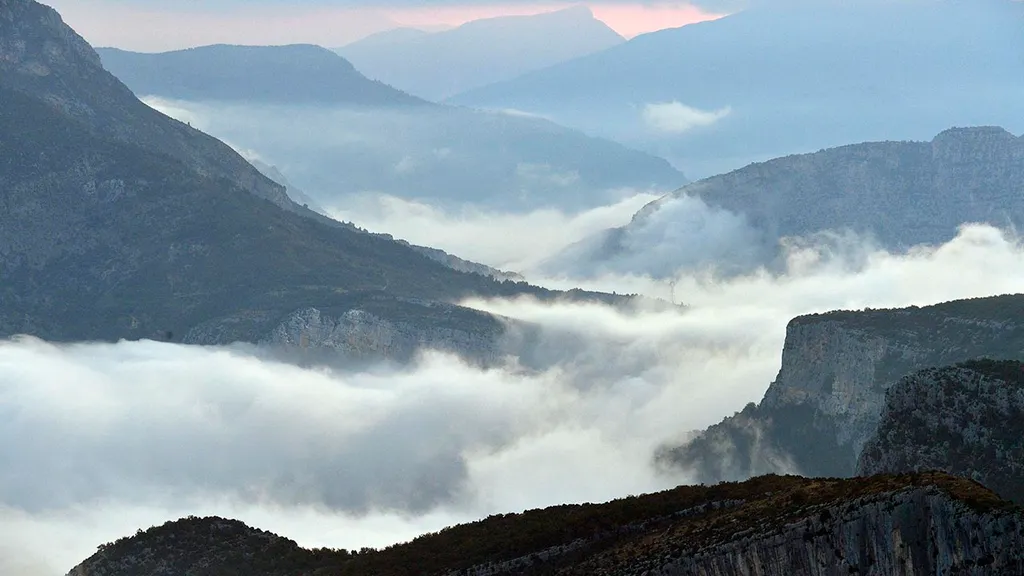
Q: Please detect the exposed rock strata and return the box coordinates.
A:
[662,294,1024,482]
[858,360,1024,505]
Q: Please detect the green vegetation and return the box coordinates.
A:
[859,359,1024,505]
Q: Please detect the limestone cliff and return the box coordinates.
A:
[67,473,1024,576]
[858,360,1024,505]
[661,294,1024,483]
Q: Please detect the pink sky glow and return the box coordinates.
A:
[45,1,724,52]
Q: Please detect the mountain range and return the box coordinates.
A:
[97,44,685,212]
[451,0,1024,179]
[0,0,626,360]
[336,7,625,101]
[548,126,1024,279]
[5,0,1024,573]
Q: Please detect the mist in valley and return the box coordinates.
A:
[3,0,1024,573]
[4,221,1024,574]
[141,97,683,213]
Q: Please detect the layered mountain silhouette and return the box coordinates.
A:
[547,126,1024,279]
[96,43,685,211]
[96,44,426,105]
[68,473,1024,575]
[337,6,625,101]
[0,0,619,347]
[452,0,1024,179]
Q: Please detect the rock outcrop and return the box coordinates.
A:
[67,473,1024,576]
[858,359,1024,505]
[661,294,1024,483]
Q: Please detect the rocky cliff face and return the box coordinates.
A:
[858,360,1024,505]
[661,294,1024,483]
[189,301,511,366]
[565,486,1023,576]
[67,473,1024,576]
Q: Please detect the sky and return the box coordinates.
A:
[44,0,724,51]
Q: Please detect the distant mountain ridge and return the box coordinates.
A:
[95,43,687,212]
[551,126,1024,279]
[337,6,624,101]
[97,44,426,105]
[67,473,1024,575]
[451,0,1024,179]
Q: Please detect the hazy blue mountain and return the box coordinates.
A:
[546,126,1024,279]
[337,7,624,101]
[97,44,685,212]
[451,0,1024,179]
[97,44,426,106]
[343,27,432,50]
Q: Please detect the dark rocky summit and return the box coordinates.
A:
[661,294,1024,483]
[0,0,627,360]
[858,359,1024,506]
[67,473,1024,576]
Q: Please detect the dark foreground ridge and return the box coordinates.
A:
[69,473,1024,576]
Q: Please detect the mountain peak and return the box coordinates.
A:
[0,0,295,210]
[0,0,101,69]
[544,4,596,20]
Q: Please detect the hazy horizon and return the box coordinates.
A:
[44,0,725,52]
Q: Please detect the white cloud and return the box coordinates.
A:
[642,101,732,134]
[327,191,661,272]
[4,224,1024,574]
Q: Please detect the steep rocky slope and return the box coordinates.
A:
[556,126,1024,278]
[660,294,1024,483]
[0,0,628,359]
[858,359,1024,505]
[0,0,295,213]
[67,473,1024,576]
